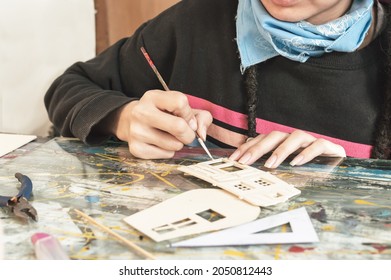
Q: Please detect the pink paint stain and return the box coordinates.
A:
[288,246,314,253]
[372,244,391,253]
[3,155,17,159]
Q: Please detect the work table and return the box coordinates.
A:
[0,137,390,260]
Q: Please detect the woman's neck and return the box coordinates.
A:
[359,4,378,49]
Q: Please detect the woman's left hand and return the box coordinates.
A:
[228,130,346,168]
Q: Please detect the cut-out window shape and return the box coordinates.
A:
[178,158,301,207]
[234,183,253,191]
[177,221,197,228]
[153,219,198,234]
[153,225,176,234]
[274,193,283,198]
[220,165,243,173]
[196,209,226,222]
[172,218,191,225]
[209,161,224,167]
[255,179,272,186]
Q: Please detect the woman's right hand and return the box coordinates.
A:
[111,90,212,159]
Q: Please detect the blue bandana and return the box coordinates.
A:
[236,0,374,72]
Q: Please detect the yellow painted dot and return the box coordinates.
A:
[224,250,247,258]
[301,200,316,206]
[354,200,377,206]
[321,225,336,231]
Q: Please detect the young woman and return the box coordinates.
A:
[45,0,391,168]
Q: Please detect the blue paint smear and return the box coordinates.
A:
[85,195,100,203]
[84,147,106,154]
[375,209,391,218]
[345,217,359,228]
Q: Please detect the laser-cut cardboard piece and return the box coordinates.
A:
[178,158,300,206]
[123,189,261,242]
[171,207,319,247]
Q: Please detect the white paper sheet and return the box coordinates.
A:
[0,133,37,157]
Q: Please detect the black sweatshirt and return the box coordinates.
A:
[45,0,387,158]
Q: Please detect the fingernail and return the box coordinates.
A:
[290,155,304,166]
[199,125,207,141]
[189,118,197,131]
[264,155,277,168]
[238,153,252,165]
[229,150,240,161]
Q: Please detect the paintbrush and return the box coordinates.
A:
[140,46,214,160]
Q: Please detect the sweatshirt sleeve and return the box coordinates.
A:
[44,0,205,145]
[44,37,137,145]
[44,0,184,145]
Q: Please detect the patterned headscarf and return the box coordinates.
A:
[236,0,374,71]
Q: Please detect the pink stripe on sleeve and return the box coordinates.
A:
[187,95,373,158]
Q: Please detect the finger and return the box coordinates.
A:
[129,122,185,152]
[229,134,267,161]
[145,90,197,130]
[128,140,176,159]
[193,109,213,140]
[132,98,196,145]
[233,132,289,165]
[289,139,346,166]
[264,130,316,168]
[155,114,196,144]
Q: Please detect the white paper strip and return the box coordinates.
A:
[0,133,37,157]
[172,207,319,247]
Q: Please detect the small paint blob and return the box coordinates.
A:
[85,195,100,203]
[288,246,314,253]
[311,208,327,223]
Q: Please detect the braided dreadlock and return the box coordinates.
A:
[244,65,258,139]
[373,3,391,159]
[244,1,391,159]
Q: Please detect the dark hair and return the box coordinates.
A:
[244,65,258,139]
[244,2,391,159]
[373,3,391,159]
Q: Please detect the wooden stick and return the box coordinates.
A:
[140,46,170,91]
[74,209,156,260]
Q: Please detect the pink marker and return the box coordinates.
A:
[31,232,69,260]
